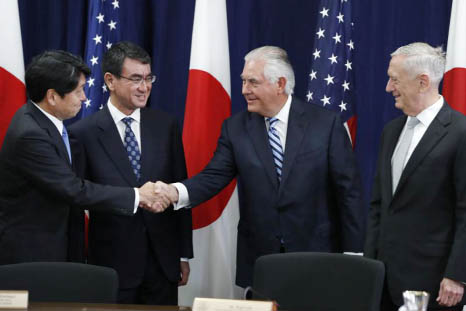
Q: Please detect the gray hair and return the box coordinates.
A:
[391,42,446,87]
[244,46,295,95]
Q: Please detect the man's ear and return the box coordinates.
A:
[277,77,287,95]
[104,72,116,91]
[45,89,58,106]
[418,73,430,93]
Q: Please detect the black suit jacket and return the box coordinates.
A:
[183,97,365,287]
[69,105,193,288]
[0,101,134,265]
[365,102,466,307]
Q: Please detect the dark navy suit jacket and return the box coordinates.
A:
[183,97,365,287]
[0,101,134,265]
[69,105,193,288]
[365,102,466,307]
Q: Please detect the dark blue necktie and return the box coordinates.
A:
[61,126,72,163]
[267,117,284,183]
[122,117,141,180]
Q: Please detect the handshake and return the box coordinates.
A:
[137,181,179,213]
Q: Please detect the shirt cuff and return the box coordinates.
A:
[133,188,139,214]
[180,257,189,262]
[172,182,191,210]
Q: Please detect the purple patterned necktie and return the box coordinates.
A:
[122,117,141,180]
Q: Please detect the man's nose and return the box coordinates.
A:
[385,79,393,93]
[242,83,250,94]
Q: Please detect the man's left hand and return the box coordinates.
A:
[436,277,464,307]
[179,261,190,286]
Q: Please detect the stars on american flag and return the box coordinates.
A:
[336,12,344,23]
[79,0,121,118]
[93,34,102,45]
[96,13,104,23]
[90,56,99,65]
[328,53,338,64]
[324,74,335,85]
[108,20,117,30]
[87,77,95,87]
[320,7,329,18]
[316,28,325,39]
[84,99,92,108]
[342,80,350,91]
[345,60,352,71]
[321,95,331,106]
[306,91,313,101]
[306,0,355,119]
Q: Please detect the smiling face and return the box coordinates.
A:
[106,57,152,115]
[241,59,286,117]
[386,55,424,116]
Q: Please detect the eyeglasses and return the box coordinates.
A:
[117,74,156,86]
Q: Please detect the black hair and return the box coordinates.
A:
[102,41,151,77]
[25,50,90,102]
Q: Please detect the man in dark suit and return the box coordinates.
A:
[69,42,193,305]
[0,50,166,265]
[365,42,466,310]
[157,45,365,288]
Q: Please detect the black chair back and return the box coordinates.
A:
[0,262,118,303]
[253,252,385,311]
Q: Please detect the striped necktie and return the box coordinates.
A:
[267,117,284,183]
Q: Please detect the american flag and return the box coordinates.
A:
[306,0,356,143]
[75,0,121,256]
[78,0,121,119]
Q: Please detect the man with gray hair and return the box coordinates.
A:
[157,45,365,288]
[365,42,466,310]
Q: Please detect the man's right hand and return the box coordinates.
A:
[154,181,179,204]
[138,181,171,213]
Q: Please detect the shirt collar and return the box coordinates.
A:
[107,99,141,125]
[269,95,292,125]
[31,101,64,134]
[412,95,444,127]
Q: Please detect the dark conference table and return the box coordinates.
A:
[1,302,191,311]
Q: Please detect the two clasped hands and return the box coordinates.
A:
[137,181,178,213]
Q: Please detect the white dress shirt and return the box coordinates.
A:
[391,96,444,169]
[32,101,65,136]
[107,99,142,152]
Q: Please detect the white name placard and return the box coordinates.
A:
[0,291,28,309]
[193,297,274,311]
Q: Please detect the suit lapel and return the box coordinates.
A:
[27,101,72,167]
[385,116,407,198]
[395,103,450,195]
[280,99,307,187]
[247,112,279,189]
[97,106,138,186]
[139,109,156,184]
